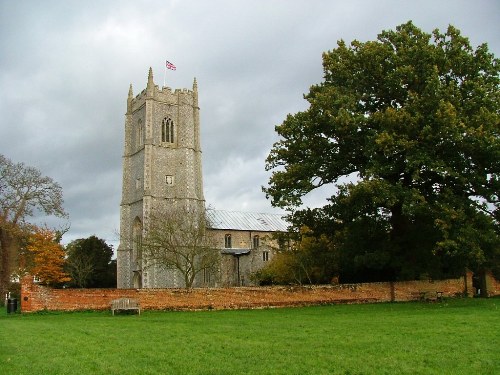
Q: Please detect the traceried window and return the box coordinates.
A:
[135,234,143,261]
[138,119,143,147]
[253,235,260,249]
[224,234,232,248]
[203,268,211,284]
[262,251,269,262]
[161,117,174,143]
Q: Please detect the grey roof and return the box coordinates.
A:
[220,249,251,255]
[207,210,289,232]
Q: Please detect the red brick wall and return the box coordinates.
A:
[20,274,473,313]
[485,272,500,297]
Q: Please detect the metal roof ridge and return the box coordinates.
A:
[208,209,287,216]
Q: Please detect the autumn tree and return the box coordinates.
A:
[0,154,66,295]
[26,226,70,286]
[264,22,499,282]
[65,236,116,288]
[140,206,219,288]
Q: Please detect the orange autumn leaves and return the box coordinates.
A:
[26,227,70,286]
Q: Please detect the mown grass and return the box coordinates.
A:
[0,298,498,374]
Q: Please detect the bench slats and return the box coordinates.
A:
[111,298,140,315]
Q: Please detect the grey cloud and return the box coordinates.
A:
[1,0,498,246]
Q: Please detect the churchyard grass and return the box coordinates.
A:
[0,298,498,374]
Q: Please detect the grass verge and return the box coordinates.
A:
[0,298,498,374]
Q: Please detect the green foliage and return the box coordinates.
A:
[253,226,338,285]
[1,299,499,374]
[65,236,115,288]
[264,22,499,281]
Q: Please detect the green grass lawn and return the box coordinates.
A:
[0,298,498,374]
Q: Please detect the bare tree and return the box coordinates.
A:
[0,154,66,296]
[65,252,94,288]
[140,206,219,288]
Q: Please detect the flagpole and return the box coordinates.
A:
[163,62,167,88]
[164,60,176,87]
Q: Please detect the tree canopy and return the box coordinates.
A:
[65,236,115,288]
[264,22,499,282]
[0,154,66,295]
[26,226,70,286]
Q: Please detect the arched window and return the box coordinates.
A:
[253,235,260,249]
[162,117,174,143]
[137,119,143,147]
[224,234,232,248]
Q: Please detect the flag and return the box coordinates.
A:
[166,60,176,71]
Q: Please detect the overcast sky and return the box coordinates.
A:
[1,0,498,249]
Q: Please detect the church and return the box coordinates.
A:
[117,68,288,289]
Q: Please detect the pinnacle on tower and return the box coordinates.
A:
[193,77,198,91]
[127,84,134,113]
[146,67,155,95]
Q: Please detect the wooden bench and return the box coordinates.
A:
[411,291,444,302]
[111,298,140,315]
[411,291,428,301]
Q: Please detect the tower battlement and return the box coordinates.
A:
[128,84,197,115]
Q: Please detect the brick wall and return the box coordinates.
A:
[20,273,474,313]
[485,271,500,297]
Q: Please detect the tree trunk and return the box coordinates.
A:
[0,229,14,298]
[389,202,411,280]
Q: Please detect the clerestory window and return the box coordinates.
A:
[224,234,232,248]
[253,235,260,249]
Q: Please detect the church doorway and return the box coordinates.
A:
[133,271,142,289]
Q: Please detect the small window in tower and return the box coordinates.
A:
[135,178,141,189]
[203,268,211,284]
[263,251,269,262]
[253,235,260,249]
[165,175,174,185]
[162,117,174,143]
[138,119,143,147]
[224,234,232,248]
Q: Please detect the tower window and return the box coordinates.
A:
[165,175,174,185]
[253,235,260,249]
[263,251,269,262]
[138,119,143,147]
[162,117,174,143]
[224,234,232,248]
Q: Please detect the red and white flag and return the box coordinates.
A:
[166,60,176,71]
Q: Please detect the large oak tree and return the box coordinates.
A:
[265,22,499,281]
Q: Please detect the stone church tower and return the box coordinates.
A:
[117,68,204,288]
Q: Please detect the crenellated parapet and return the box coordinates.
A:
[127,69,197,115]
